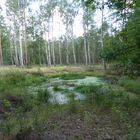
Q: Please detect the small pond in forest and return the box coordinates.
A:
[28,76,105,104]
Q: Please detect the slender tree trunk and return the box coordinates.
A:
[51,16,55,65]
[72,27,76,64]
[45,32,49,65]
[66,36,69,65]
[83,9,88,65]
[59,40,62,65]
[23,7,27,66]
[39,42,41,66]
[9,34,13,65]
[13,16,19,66]
[82,4,88,65]
[19,18,24,66]
[72,38,76,64]
[19,34,23,66]
[58,19,62,65]
[0,32,3,65]
[47,40,51,66]
[86,23,90,65]
[83,30,88,65]
[19,30,24,66]
[87,40,91,65]
[14,37,19,66]
[101,0,106,70]
[47,22,51,66]
[18,0,24,66]
[92,37,95,64]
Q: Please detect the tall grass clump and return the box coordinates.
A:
[60,73,85,80]
[75,84,140,112]
[37,89,50,103]
[119,76,140,94]
[0,71,47,94]
[75,84,103,105]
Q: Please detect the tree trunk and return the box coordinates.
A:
[72,27,76,64]
[51,16,55,65]
[9,34,13,65]
[72,38,76,64]
[39,42,41,66]
[92,37,95,64]
[83,31,88,65]
[87,40,91,65]
[101,0,106,70]
[19,29,24,66]
[18,0,24,67]
[47,23,51,66]
[23,7,27,66]
[59,40,62,65]
[45,32,49,65]
[0,32,3,65]
[14,38,19,66]
[66,37,69,65]
[47,40,51,66]
[58,19,62,65]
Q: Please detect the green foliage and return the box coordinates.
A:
[126,130,140,140]
[98,0,140,77]
[53,85,61,91]
[60,73,85,80]
[75,84,140,111]
[75,84,101,94]
[1,99,11,109]
[68,101,77,114]
[83,111,92,127]
[0,71,47,93]
[119,76,140,94]
[0,70,139,139]
[37,89,50,103]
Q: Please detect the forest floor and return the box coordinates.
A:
[0,65,139,140]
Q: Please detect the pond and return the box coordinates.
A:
[28,76,104,104]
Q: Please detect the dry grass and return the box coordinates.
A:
[0,65,92,75]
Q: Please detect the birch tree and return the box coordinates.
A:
[0,11,4,65]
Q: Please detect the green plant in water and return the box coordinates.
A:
[60,73,85,80]
[37,89,50,103]
[53,85,62,91]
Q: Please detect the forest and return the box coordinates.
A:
[0,0,140,140]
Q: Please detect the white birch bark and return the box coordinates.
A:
[71,26,76,64]
[0,32,3,65]
[58,18,62,65]
[66,36,69,65]
[47,22,51,66]
[51,16,55,65]
[101,0,106,70]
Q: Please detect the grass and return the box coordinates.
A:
[0,66,139,140]
[59,73,86,80]
[0,70,47,94]
[119,76,140,94]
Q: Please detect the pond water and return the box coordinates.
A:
[28,76,104,104]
